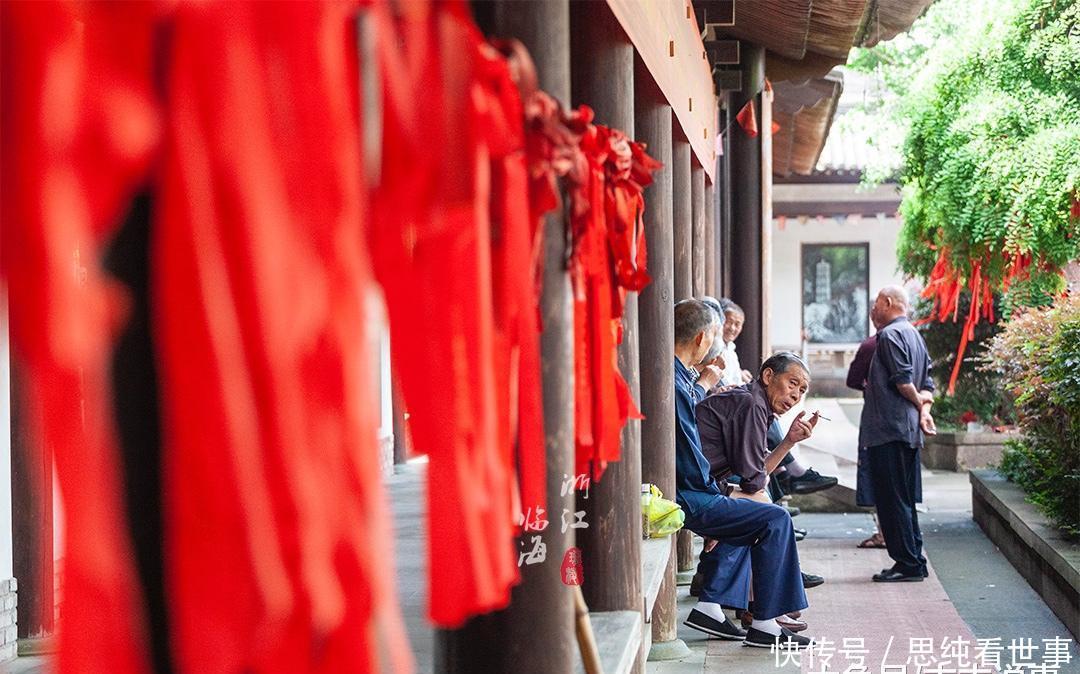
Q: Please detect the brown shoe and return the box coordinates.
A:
[740,611,807,633]
[857,532,887,549]
[776,615,808,632]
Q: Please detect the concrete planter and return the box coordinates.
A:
[922,431,1017,472]
[970,470,1080,640]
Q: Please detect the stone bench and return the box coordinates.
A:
[970,469,1080,641]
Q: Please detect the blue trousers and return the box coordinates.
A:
[868,441,927,576]
[684,495,808,620]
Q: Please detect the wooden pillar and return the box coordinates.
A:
[436,2,575,672]
[633,57,688,662]
[391,381,409,465]
[729,44,766,371]
[570,2,644,655]
[691,165,706,297]
[10,361,53,642]
[672,136,692,302]
[670,133,696,578]
[719,95,734,298]
[705,180,717,297]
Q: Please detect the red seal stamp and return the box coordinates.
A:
[561,547,583,586]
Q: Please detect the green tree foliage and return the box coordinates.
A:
[852,0,1080,303]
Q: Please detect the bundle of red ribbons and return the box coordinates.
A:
[917,246,1032,394]
[1,0,657,672]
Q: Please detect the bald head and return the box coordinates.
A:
[871,285,910,328]
[879,285,909,310]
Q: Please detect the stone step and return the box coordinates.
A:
[574,610,642,674]
[641,536,672,618]
[786,446,862,513]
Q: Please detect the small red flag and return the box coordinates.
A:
[736,100,758,138]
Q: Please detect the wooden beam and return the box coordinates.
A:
[605,0,717,182]
[697,0,735,26]
[704,38,739,65]
[713,69,742,93]
[772,200,901,217]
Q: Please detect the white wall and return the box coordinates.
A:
[769,214,905,351]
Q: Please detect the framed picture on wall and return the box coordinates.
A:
[801,243,869,344]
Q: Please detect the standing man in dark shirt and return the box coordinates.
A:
[848,333,884,548]
[863,286,936,582]
[673,300,814,649]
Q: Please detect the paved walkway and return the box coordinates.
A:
[650,477,1080,674]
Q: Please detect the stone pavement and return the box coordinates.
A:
[648,474,1080,674]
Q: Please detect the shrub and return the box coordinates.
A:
[914,294,1016,429]
[984,293,1080,537]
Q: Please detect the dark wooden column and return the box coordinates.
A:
[705,180,717,296]
[570,2,643,650]
[672,135,692,302]
[670,132,696,579]
[10,361,54,643]
[633,57,689,662]
[729,44,766,370]
[391,382,409,465]
[719,95,734,298]
[436,2,575,672]
[691,164,706,297]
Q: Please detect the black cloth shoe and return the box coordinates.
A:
[801,571,824,588]
[793,527,807,541]
[784,505,801,517]
[743,626,814,649]
[684,608,747,640]
[880,566,930,578]
[689,571,703,597]
[785,468,838,495]
[872,568,924,583]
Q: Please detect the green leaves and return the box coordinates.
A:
[867,0,1080,300]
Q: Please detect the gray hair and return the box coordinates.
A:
[758,351,810,379]
[720,299,744,317]
[878,285,910,311]
[675,299,720,346]
[698,296,727,328]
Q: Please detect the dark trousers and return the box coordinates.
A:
[868,441,927,575]
[685,495,808,620]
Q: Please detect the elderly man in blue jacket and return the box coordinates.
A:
[672,299,814,649]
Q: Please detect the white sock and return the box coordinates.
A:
[694,601,727,623]
[787,459,808,478]
[751,618,782,636]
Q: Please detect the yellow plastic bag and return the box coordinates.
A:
[640,484,685,538]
